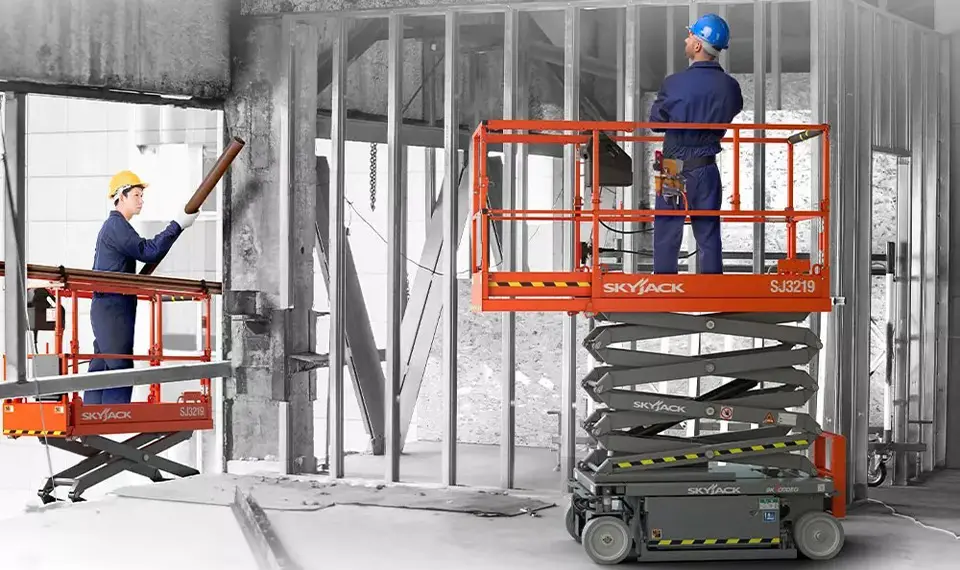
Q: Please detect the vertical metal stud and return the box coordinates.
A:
[753,0,767,275]
[718,4,730,71]
[500,7,519,490]
[771,1,782,111]
[329,16,348,480]
[3,92,26,385]
[560,5,580,490]
[386,13,404,483]
[623,5,642,274]
[517,25,530,273]
[441,9,460,487]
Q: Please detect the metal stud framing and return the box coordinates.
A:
[276,0,952,490]
[328,16,347,479]
[441,10,460,486]
[501,8,519,489]
[3,92,26,386]
[559,5,581,489]
[386,13,404,482]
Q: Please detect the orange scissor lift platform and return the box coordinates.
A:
[1,265,218,503]
[468,119,847,564]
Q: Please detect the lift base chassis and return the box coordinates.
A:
[561,311,846,564]
[567,469,840,564]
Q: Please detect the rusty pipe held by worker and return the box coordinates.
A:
[139,136,245,276]
[182,136,246,214]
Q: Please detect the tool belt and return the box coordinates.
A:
[653,152,717,209]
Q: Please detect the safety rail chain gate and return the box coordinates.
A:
[0,263,221,503]
[468,119,847,523]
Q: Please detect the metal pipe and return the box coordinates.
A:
[0,262,222,295]
[140,137,245,276]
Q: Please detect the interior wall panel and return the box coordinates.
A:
[816,0,948,484]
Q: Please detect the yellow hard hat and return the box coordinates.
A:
[107,170,149,199]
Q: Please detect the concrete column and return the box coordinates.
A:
[936,1,960,468]
[221,16,318,471]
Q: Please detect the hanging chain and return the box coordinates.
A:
[369,143,378,211]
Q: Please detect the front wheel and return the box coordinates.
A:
[582,516,634,565]
[794,511,844,561]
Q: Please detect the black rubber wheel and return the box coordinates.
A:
[868,460,887,487]
[582,516,633,565]
[794,511,844,561]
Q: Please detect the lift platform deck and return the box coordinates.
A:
[1,265,221,503]
[469,119,847,565]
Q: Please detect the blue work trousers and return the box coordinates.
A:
[653,163,723,274]
[84,296,136,404]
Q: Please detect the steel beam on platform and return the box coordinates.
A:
[0,362,232,400]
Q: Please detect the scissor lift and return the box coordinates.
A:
[469,119,847,564]
[1,268,218,503]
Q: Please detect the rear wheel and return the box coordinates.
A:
[565,503,583,542]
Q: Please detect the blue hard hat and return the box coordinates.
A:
[687,13,731,53]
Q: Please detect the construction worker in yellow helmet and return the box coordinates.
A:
[84,170,199,404]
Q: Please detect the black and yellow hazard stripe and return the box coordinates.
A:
[614,451,709,469]
[489,280,591,288]
[3,429,65,437]
[614,440,809,470]
[713,439,809,457]
[652,537,781,547]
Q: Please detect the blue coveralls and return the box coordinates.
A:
[84,211,182,404]
[649,60,744,274]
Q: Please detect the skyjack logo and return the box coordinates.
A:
[603,279,685,296]
[633,400,687,414]
[687,484,742,496]
[80,408,133,422]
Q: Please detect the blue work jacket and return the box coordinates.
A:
[92,211,182,303]
[649,60,744,160]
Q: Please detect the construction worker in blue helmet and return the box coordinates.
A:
[84,170,199,405]
[649,13,743,274]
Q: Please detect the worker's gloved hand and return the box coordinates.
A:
[174,210,200,231]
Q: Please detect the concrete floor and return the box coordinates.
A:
[3,439,960,569]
